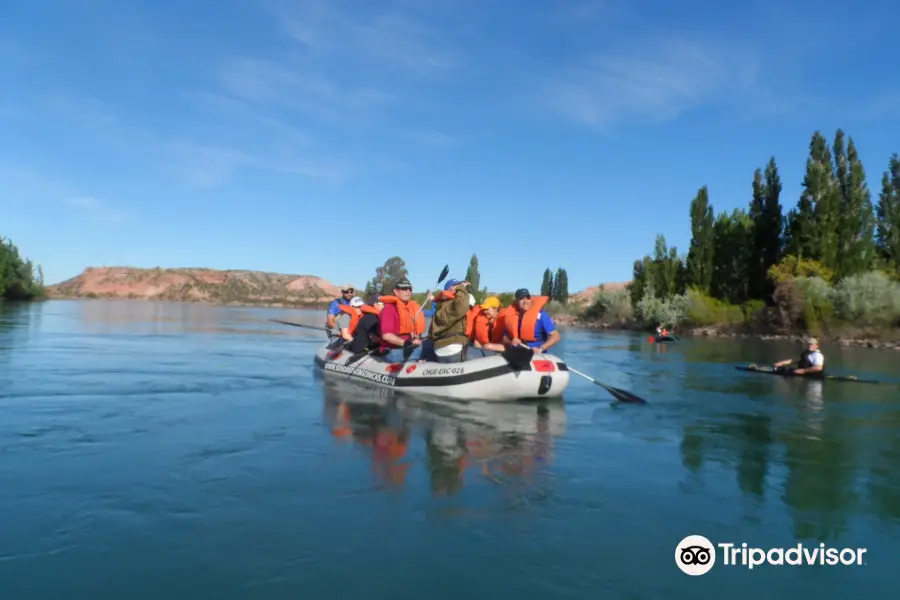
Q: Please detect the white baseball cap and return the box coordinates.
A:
[349,296,365,307]
[469,293,476,307]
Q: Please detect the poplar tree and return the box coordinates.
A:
[685,185,715,294]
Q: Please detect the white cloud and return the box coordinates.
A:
[266,0,460,75]
[536,35,760,131]
[63,196,129,224]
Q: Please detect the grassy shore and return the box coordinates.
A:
[558,277,900,350]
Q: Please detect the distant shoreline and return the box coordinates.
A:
[45,294,331,311]
[36,296,900,350]
[560,316,900,350]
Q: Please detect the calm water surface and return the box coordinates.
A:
[1,300,899,598]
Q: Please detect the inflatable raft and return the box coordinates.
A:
[313,343,571,401]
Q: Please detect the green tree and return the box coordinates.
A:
[786,131,839,267]
[651,234,679,299]
[630,257,652,309]
[711,209,752,303]
[876,154,900,270]
[0,234,46,301]
[835,136,876,278]
[685,185,715,294]
[553,268,569,303]
[748,158,784,300]
[464,254,487,302]
[367,256,409,295]
[540,268,553,297]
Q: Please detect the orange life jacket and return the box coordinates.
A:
[432,289,456,302]
[502,296,551,342]
[464,306,480,338]
[379,295,425,335]
[337,304,380,334]
[469,310,505,344]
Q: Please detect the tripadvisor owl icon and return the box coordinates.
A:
[676,535,716,575]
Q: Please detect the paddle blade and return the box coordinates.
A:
[437,264,450,284]
[501,345,534,369]
[602,384,648,405]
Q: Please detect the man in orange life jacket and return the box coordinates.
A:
[468,295,507,357]
[378,278,427,362]
[504,288,561,353]
[335,296,383,353]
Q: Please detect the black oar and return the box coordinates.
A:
[504,345,648,404]
[269,318,327,331]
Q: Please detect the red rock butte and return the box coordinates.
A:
[47,266,354,306]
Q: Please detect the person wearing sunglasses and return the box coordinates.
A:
[326,286,356,338]
[378,278,428,362]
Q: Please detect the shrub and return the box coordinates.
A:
[768,255,835,284]
[682,288,743,326]
[831,271,900,326]
[545,300,581,317]
[792,276,834,333]
[585,286,634,324]
[740,299,767,328]
[636,283,689,327]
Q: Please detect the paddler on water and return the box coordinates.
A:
[504,288,561,353]
[334,296,382,353]
[377,278,429,362]
[421,279,472,363]
[773,337,825,375]
[468,295,507,357]
[325,286,355,338]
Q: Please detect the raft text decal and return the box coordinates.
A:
[324,362,396,386]
[421,367,465,376]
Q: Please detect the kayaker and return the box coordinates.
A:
[335,296,382,353]
[326,286,355,337]
[503,288,561,353]
[773,337,825,375]
[378,278,427,362]
[468,295,506,356]
[421,279,472,363]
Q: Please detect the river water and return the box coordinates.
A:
[1,299,898,598]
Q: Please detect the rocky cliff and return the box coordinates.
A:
[47,267,353,307]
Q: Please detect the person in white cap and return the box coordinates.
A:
[774,337,825,375]
[333,296,382,353]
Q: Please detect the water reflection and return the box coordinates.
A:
[678,373,900,544]
[319,379,565,496]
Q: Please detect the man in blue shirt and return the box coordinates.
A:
[507,288,561,353]
[326,286,355,337]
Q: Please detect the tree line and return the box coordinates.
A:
[0,234,45,301]
[630,129,900,304]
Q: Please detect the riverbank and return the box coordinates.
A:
[558,314,900,350]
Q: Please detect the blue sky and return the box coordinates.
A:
[2,0,899,293]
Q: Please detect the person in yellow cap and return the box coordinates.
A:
[467,295,507,357]
[774,337,825,375]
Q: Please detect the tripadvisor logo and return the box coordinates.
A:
[675,535,868,575]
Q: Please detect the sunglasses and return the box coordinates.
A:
[396,286,413,291]
[341,289,354,294]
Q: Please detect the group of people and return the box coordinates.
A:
[324,278,562,364]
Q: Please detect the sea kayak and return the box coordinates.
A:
[735,364,879,384]
[313,343,571,401]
